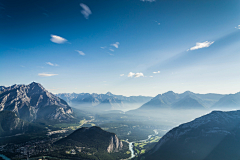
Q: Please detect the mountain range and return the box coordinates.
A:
[0,82,74,122]
[133,91,240,111]
[141,110,240,160]
[56,92,153,111]
[57,90,240,112]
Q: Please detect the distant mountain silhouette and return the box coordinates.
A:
[56,92,153,111]
[171,96,205,109]
[212,92,240,109]
[135,91,224,111]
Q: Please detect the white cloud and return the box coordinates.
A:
[128,72,144,78]
[46,62,58,66]
[109,49,114,52]
[50,34,67,44]
[111,42,120,48]
[141,0,156,2]
[235,25,240,29]
[80,3,92,19]
[153,71,160,74]
[128,72,135,77]
[189,41,214,51]
[101,46,106,49]
[75,50,85,56]
[150,76,153,77]
[38,73,58,77]
[134,73,144,77]
[120,74,124,76]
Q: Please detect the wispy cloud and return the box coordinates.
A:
[101,46,106,49]
[109,49,114,52]
[188,41,214,51]
[235,25,240,29]
[80,3,92,19]
[20,65,25,68]
[128,72,144,78]
[120,74,124,76]
[153,71,160,74]
[155,21,160,25]
[50,35,67,44]
[46,62,58,66]
[111,42,120,48]
[38,73,58,77]
[149,76,153,77]
[141,0,156,2]
[42,13,49,17]
[75,50,85,56]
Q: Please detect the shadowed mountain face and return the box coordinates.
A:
[136,91,224,110]
[56,92,153,111]
[171,96,205,109]
[141,110,240,160]
[0,82,73,122]
[0,110,46,137]
[56,126,123,153]
[212,92,240,109]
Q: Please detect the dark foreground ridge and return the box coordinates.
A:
[56,126,123,153]
[140,110,240,160]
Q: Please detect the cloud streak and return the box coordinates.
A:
[188,41,214,51]
[46,62,58,66]
[80,3,92,19]
[75,50,85,56]
[38,73,58,77]
[141,0,156,2]
[50,35,67,44]
[128,72,144,78]
[153,71,160,74]
[235,25,240,29]
[111,42,120,48]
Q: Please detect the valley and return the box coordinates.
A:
[1,82,240,160]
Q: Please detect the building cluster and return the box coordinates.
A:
[0,138,60,159]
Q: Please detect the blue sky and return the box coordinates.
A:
[0,0,240,96]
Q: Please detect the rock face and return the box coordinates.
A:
[107,134,123,153]
[142,110,240,160]
[0,82,73,122]
[56,126,123,153]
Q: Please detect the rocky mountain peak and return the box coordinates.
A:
[106,92,113,96]
[0,82,73,122]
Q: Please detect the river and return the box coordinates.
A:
[0,154,11,160]
[127,129,159,159]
